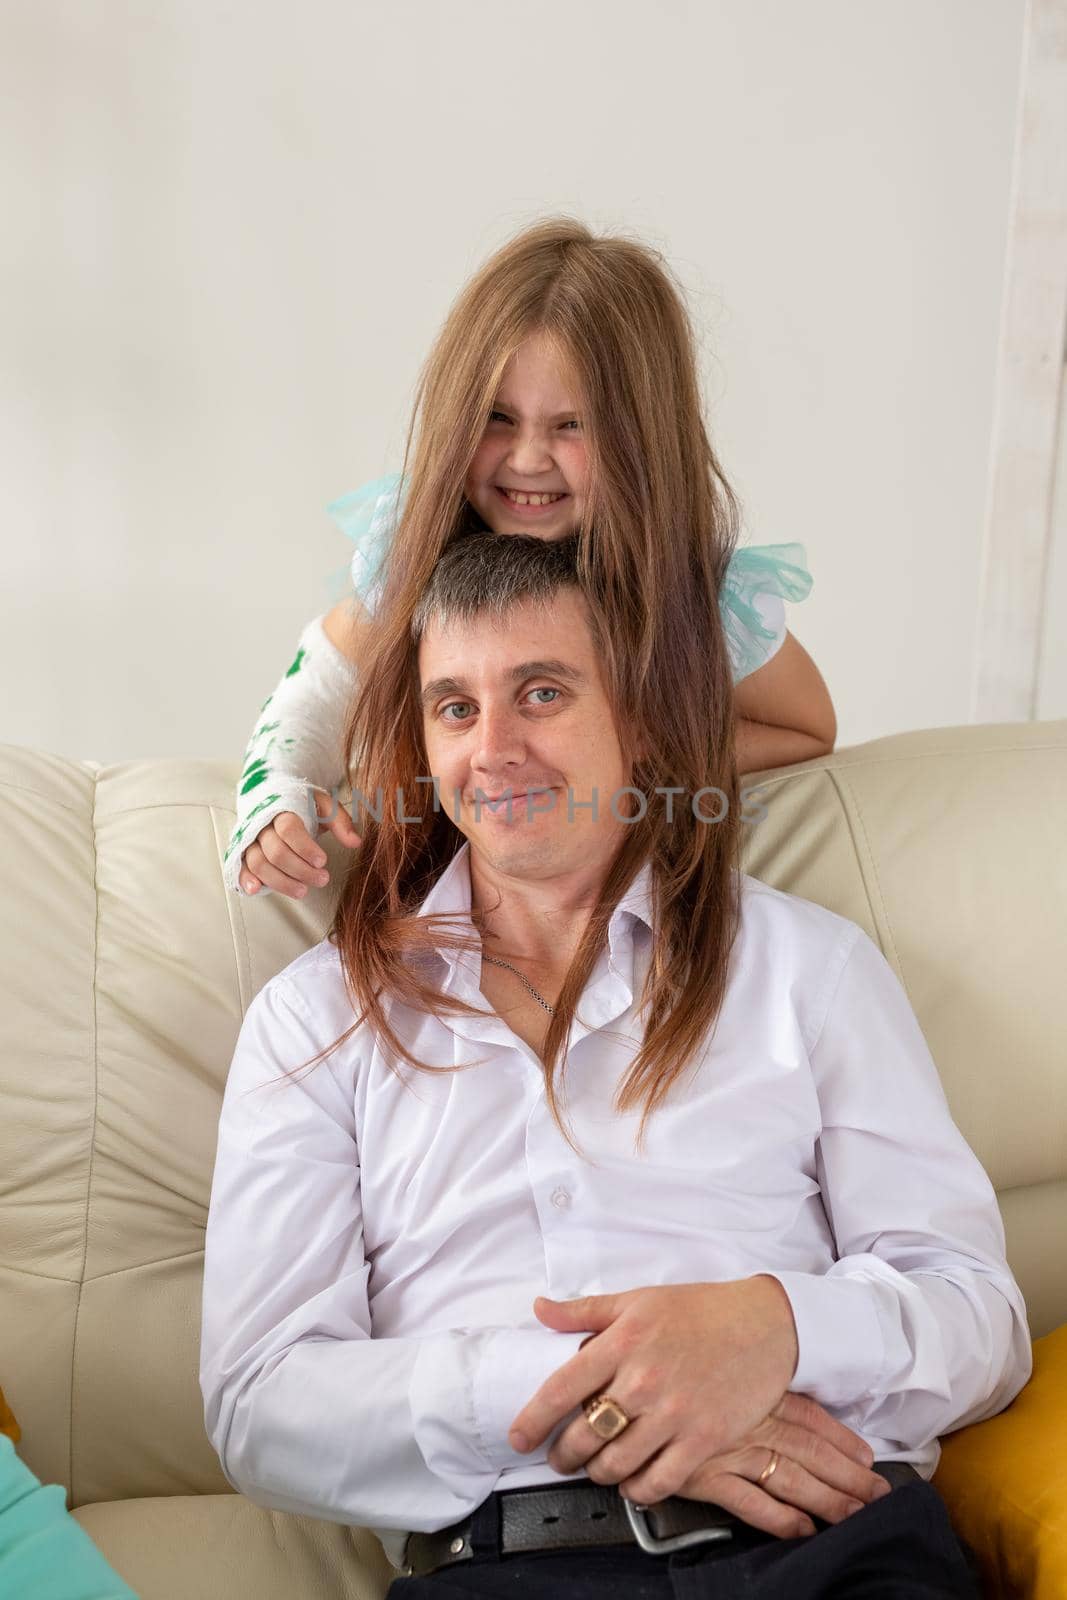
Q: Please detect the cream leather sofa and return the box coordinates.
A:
[1,721,1064,1600]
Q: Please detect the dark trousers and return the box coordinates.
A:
[385,1466,982,1598]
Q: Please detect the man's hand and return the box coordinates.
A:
[673,1392,891,1540]
[508,1278,800,1507]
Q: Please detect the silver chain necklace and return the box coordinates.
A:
[481,953,556,1014]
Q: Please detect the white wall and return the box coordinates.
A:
[0,0,1037,763]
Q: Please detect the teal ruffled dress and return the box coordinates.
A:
[0,1434,139,1598]
[325,473,812,682]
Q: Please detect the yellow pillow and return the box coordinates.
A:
[0,1386,20,1444]
[933,1322,1067,1600]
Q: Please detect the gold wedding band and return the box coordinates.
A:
[758,1449,780,1484]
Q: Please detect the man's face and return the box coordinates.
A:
[418,588,631,880]
[463,333,588,543]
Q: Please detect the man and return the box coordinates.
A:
[200,533,1030,1598]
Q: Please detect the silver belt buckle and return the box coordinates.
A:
[622,1495,734,1555]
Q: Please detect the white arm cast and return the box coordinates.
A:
[222,614,359,897]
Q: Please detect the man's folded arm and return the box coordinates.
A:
[765,927,1032,1447]
[198,976,585,1533]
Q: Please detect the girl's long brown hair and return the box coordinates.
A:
[273,216,745,1160]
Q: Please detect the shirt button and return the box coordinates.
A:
[550,1187,572,1210]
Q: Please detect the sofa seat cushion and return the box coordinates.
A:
[72,1491,398,1600]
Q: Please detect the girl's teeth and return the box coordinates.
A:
[503,489,564,506]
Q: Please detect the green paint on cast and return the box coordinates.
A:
[285,648,306,679]
[244,793,281,823]
[240,762,270,796]
[259,695,274,714]
[224,822,248,859]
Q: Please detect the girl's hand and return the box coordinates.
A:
[669,1392,891,1541]
[240,789,362,898]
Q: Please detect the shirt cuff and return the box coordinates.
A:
[474,1329,589,1470]
[764,1269,888,1406]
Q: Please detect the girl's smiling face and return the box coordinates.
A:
[464,334,588,541]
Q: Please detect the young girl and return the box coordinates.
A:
[223,218,836,900]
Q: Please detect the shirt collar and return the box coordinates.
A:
[416,842,654,971]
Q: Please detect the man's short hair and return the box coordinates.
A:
[411,531,582,641]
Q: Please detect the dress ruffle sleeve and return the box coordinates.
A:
[325,479,811,687]
[325,471,409,613]
[719,543,813,683]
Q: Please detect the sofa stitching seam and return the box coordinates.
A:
[824,765,904,974]
[70,765,103,1502]
[1,1248,206,1285]
[740,739,1064,785]
[210,806,253,1013]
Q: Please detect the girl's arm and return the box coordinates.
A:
[733,631,837,777]
[320,598,371,661]
[222,604,369,897]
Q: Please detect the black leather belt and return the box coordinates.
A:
[401,1478,739,1579]
[400,1462,922,1579]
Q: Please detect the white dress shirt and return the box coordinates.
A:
[199,844,1032,1570]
